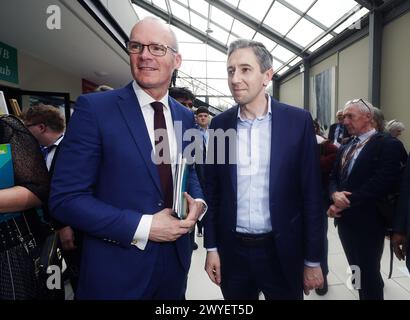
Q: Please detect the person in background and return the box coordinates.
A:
[328,110,350,147]
[169,86,200,250]
[385,119,407,165]
[22,105,81,298]
[386,120,405,139]
[168,87,195,109]
[204,39,324,300]
[328,98,403,300]
[0,114,50,299]
[49,17,205,300]
[313,120,338,296]
[372,107,385,133]
[95,85,114,92]
[194,106,210,238]
[392,152,410,272]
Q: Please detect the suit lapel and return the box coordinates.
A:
[269,98,281,209]
[229,106,239,197]
[117,83,163,195]
[349,132,381,177]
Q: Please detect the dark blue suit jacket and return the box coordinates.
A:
[203,98,324,294]
[49,83,203,299]
[329,133,403,228]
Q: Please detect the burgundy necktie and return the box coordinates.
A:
[151,101,173,208]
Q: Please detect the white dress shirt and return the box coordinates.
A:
[131,81,206,250]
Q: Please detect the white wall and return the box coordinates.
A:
[0,50,82,102]
[338,36,369,107]
[279,73,303,108]
[380,12,410,150]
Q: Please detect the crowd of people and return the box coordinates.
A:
[1,16,409,300]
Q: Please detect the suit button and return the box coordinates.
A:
[158,200,164,207]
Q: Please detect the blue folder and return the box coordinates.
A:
[0,143,21,222]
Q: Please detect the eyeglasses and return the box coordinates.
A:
[126,41,177,57]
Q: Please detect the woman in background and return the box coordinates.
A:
[0,114,49,299]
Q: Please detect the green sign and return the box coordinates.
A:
[0,42,18,84]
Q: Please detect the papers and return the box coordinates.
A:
[0,91,9,115]
[173,153,189,219]
[0,144,14,189]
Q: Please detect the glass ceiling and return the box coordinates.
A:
[132,0,369,110]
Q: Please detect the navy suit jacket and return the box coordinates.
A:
[394,152,410,271]
[328,123,350,143]
[49,83,203,299]
[329,133,403,228]
[203,98,324,293]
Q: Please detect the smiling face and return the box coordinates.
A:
[129,19,181,100]
[227,48,273,108]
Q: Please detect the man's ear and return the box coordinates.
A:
[263,68,274,86]
[38,123,46,132]
[174,53,182,69]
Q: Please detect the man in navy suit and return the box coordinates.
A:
[328,110,350,147]
[203,39,324,300]
[328,99,403,300]
[49,17,205,299]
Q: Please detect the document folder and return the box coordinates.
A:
[172,153,189,219]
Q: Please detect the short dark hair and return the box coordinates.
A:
[22,104,65,132]
[196,106,209,115]
[228,39,273,73]
[169,87,195,101]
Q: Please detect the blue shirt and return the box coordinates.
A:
[236,98,272,234]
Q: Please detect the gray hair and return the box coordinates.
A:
[228,39,273,73]
[386,119,405,132]
[344,98,375,117]
[372,107,385,132]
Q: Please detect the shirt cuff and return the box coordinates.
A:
[195,198,207,220]
[206,248,217,252]
[304,260,320,267]
[131,214,153,250]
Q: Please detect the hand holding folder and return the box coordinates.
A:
[172,153,189,219]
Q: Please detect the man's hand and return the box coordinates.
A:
[58,226,76,251]
[331,191,351,209]
[205,251,221,286]
[327,204,343,218]
[392,233,407,261]
[303,266,324,295]
[149,208,195,242]
[184,192,204,223]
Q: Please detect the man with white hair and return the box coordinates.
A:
[328,98,403,300]
[328,110,350,147]
[386,119,405,138]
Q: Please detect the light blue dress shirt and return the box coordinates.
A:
[236,98,272,234]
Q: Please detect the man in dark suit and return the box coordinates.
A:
[204,39,324,300]
[328,98,403,300]
[328,110,350,146]
[49,17,205,299]
[392,152,410,272]
[23,105,79,298]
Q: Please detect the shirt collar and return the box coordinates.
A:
[357,128,376,142]
[132,81,169,110]
[53,134,64,146]
[237,96,272,122]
